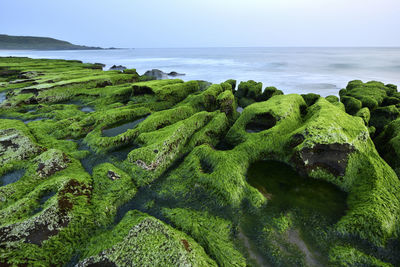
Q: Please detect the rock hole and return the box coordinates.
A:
[132,85,154,96]
[214,139,236,151]
[245,113,276,133]
[200,159,213,174]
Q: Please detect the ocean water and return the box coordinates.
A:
[1,47,399,96]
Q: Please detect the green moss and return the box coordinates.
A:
[370,105,400,133]
[90,163,137,226]
[341,96,362,115]
[325,95,339,103]
[1,57,399,266]
[235,80,262,99]
[375,118,400,177]
[163,208,246,267]
[301,93,320,106]
[329,246,392,267]
[259,86,284,102]
[343,80,390,109]
[225,79,237,91]
[79,210,217,266]
[238,97,256,108]
[356,107,370,125]
[128,111,218,185]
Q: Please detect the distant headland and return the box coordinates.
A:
[0,34,117,50]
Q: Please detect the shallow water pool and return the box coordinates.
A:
[0,169,26,186]
[102,117,146,137]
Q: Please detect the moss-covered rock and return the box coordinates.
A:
[301,93,320,106]
[0,120,41,164]
[0,57,399,266]
[341,95,362,115]
[370,105,400,134]
[325,95,339,103]
[77,210,217,267]
[375,118,400,177]
[356,107,371,125]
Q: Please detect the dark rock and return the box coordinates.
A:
[168,71,185,77]
[296,143,355,177]
[24,96,39,105]
[20,88,39,96]
[109,65,127,71]
[107,170,121,180]
[143,69,168,80]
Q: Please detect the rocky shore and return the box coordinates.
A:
[0,57,399,266]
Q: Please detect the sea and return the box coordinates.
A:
[1,47,399,96]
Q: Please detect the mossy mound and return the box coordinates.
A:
[0,57,399,266]
[340,80,400,135]
[375,118,400,177]
[77,210,216,267]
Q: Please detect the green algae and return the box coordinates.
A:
[0,56,399,266]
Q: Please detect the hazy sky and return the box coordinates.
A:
[1,0,399,48]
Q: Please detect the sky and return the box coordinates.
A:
[1,0,400,48]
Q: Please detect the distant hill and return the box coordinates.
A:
[0,34,104,50]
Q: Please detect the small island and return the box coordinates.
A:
[0,34,104,50]
[0,57,399,266]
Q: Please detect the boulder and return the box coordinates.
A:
[143,69,168,80]
[109,65,127,71]
[76,211,217,267]
[168,71,185,77]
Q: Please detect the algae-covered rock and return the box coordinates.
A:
[77,210,217,267]
[355,107,370,125]
[341,95,362,115]
[340,80,400,135]
[0,57,399,267]
[34,149,70,177]
[370,105,400,133]
[375,118,400,177]
[259,86,284,101]
[325,95,339,103]
[0,120,41,164]
[301,93,320,106]
[235,80,263,107]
